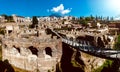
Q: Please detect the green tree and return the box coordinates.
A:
[31,16,38,28]
[7,16,14,22]
[79,19,87,26]
[90,15,94,20]
[85,17,91,21]
[100,16,103,20]
[93,60,113,72]
[95,15,98,21]
[78,16,89,26]
[1,14,8,19]
[1,14,14,22]
[79,16,84,20]
[72,17,76,21]
[107,16,109,21]
[110,17,114,21]
[114,34,120,50]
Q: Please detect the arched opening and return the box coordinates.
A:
[13,45,20,53]
[4,44,7,48]
[45,47,52,57]
[28,46,38,56]
[69,37,73,41]
[76,36,85,44]
[97,37,105,48]
[8,30,12,34]
[16,48,20,53]
[36,31,39,37]
[76,36,85,41]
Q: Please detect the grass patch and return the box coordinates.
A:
[92,60,113,72]
[13,66,29,72]
[71,60,80,67]
[71,59,84,70]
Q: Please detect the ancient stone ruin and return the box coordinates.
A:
[2,25,62,72]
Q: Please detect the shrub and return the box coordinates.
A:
[92,60,113,72]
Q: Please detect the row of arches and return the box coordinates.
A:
[6,45,53,57]
[67,35,111,48]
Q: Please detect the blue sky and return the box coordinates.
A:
[0,0,120,17]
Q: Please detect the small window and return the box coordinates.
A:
[29,30,31,32]
[8,30,12,34]
[45,47,52,57]
[28,46,38,56]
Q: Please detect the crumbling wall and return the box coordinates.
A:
[2,38,62,72]
[76,35,113,48]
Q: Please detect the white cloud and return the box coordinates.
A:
[49,4,72,15]
[52,4,64,12]
[61,9,71,15]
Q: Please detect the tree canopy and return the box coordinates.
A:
[30,16,38,28]
[114,34,120,50]
[1,14,14,22]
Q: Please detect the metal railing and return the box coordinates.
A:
[51,29,120,59]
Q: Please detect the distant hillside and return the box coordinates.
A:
[49,13,62,17]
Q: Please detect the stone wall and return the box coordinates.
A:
[2,37,62,72]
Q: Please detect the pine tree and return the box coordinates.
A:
[31,16,38,28]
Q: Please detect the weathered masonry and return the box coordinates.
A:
[2,25,62,72]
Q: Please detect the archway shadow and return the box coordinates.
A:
[0,59,15,72]
[28,46,38,56]
[45,47,52,57]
